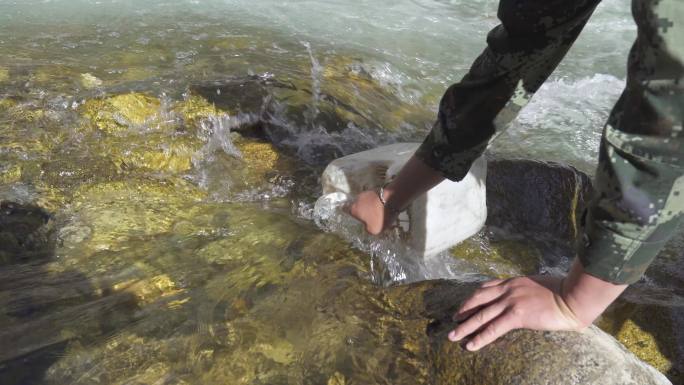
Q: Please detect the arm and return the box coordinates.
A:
[350,0,601,232]
[449,0,683,350]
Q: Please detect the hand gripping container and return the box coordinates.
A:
[317,142,487,257]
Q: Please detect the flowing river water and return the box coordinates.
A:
[0,0,682,383]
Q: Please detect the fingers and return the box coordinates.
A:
[464,312,519,351]
[448,300,507,342]
[454,284,506,320]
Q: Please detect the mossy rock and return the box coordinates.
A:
[318,56,432,131]
[61,178,206,252]
[0,67,9,83]
[99,132,204,175]
[450,236,542,278]
[111,274,185,306]
[0,201,52,266]
[118,67,159,83]
[172,94,220,128]
[232,135,292,185]
[0,100,48,124]
[0,97,16,111]
[597,300,682,382]
[0,165,22,185]
[80,93,163,134]
[79,73,103,89]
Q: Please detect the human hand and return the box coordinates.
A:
[448,276,586,351]
[348,190,399,235]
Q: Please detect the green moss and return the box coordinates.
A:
[450,236,542,278]
[63,178,206,252]
[80,93,163,134]
[172,94,220,127]
[0,164,22,184]
[102,132,203,174]
[79,73,103,89]
[597,301,680,379]
[0,67,9,83]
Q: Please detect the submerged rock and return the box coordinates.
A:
[0,67,9,83]
[98,132,203,175]
[60,178,206,253]
[597,300,683,382]
[79,73,103,89]
[450,236,542,278]
[80,93,163,134]
[0,201,52,266]
[172,94,220,127]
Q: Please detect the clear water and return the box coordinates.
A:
[0,0,635,173]
[1,0,682,383]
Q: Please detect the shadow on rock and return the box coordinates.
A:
[0,201,139,385]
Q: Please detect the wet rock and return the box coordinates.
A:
[318,56,432,132]
[61,178,206,252]
[0,201,52,266]
[79,93,163,134]
[190,62,433,144]
[172,94,219,128]
[79,73,102,89]
[0,67,9,83]
[450,236,542,278]
[486,159,593,248]
[388,280,672,385]
[597,300,683,382]
[232,135,296,188]
[189,76,276,122]
[0,165,22,185]
[327,372,347,385]
[100,132,203,174]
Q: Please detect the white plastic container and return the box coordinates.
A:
[317,142,487,258]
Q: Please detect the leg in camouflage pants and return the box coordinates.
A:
[415,0,684,284]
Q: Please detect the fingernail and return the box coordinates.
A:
[466,341,477,351]
[448,331,459,342]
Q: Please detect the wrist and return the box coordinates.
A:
[378,182,403,215]
[560,259,628,328]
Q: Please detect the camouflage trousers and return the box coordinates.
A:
[415,0,684,284]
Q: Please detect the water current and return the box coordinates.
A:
[0,0,682,383]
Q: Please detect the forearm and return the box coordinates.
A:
[561,259,628,328]
[382,155,445,211]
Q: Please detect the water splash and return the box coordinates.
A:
[312,192,484,286]
[195,114,244,161]
[301,40,323,124]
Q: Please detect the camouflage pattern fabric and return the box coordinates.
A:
[415,0,683,284]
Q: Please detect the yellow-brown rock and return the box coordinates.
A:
[450,236,541,278]
[597,301,681,381]
[80,93,162,134]
[79,73,103,89]
[63,178,206,252]
[172,94,219,128]
[104,133,202,174]
[0,67,9,83]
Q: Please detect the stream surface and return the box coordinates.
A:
[1,0,682,384]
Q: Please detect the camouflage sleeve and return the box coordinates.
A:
[579,0,684,285]
[416,0,601,181]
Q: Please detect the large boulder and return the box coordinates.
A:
[388,280,672,385]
